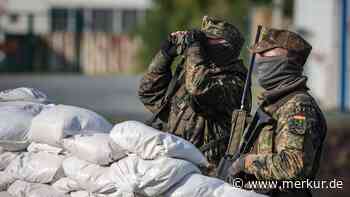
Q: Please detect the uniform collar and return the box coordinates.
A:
[258,76,309,106]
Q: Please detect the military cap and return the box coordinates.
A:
[201,15,245,51]
[250,27,312,65]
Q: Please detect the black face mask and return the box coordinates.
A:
[255,55,303,90]
[205,43,239,67]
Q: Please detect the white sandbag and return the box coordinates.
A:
[0,152,19,171]
[62,157,117,194]
[0,87,49,103]
[0,192,13,197]
[0,103,44,151]
[109,155,200,196]
[29,105,113,147]
[52,178,81,194]
[0,171,16,191]
[5,152,64,184]
[62,134,126,165]
[164,173,267,197]
[70,191,136,197]
[7,180,68,197]
[27,142,64,155]
[70,191,110,197]
[110,121,209,167]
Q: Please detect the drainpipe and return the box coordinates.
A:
[340,0,348,112]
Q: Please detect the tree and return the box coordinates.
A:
[135,0,252,70]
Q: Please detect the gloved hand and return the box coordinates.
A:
[160,36,178,61]
[186,29,207,45]
[228,156,245,177]
[161,30,207,62]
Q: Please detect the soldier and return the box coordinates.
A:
[138,16,251,172]
[228,27,327,197]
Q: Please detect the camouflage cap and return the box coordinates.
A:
[250,27,312,65]
[201,15,245,51]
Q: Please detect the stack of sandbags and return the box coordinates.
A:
[0,87,266,197]
[0,87,115,197]
[0,143,67,196]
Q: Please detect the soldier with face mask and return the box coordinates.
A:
[138,16,251,173]
[228,27,327,197]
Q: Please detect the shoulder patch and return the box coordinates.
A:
[288,112,306,135]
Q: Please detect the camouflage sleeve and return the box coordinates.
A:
[242,95,322,180]
[184,41,245,117]
[138,51,173,117]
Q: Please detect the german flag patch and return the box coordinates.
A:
[288,113,306,134]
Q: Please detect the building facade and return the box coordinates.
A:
[294,0,348,111]
[0,0,151,74]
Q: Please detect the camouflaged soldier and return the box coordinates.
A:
[228,27,327,197]
[138,16,251,170]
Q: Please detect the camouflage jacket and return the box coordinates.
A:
[242,79,327,183]
[138,41,251,165]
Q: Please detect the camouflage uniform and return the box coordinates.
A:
[238,28,327,197]
[138,16,251,167]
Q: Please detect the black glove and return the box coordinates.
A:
[160,36,178,61]
[186,29,207,46]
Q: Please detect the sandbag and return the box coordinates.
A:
[0,87,49,104]
[108,155,200,196]
[164,173,267,197]
[0,192,13,197]
[29,105,113,147]
[70,191,136,197]
[0,171,16,191]
[110,121,209,167]
[0,152,19,171]
[70,191,105,197]
[5,152,64,184]
[27,142,64,155]
[62,134,126,165]
[52,178,81,194]
[62,157,117,194]
[0,102,44,151]
[7,180,68,197]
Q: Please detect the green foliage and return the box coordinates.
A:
[283,0,294,18]
[136,0,252,70]
[251,0,273,5]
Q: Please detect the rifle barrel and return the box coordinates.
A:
[240,25,263,110]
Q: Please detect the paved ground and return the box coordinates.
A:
[0,74,151,122]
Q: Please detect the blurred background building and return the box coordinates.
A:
[0,0,151,74]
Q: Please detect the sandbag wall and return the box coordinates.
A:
[0,87,264,197]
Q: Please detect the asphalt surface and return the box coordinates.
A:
[0,74,151,122]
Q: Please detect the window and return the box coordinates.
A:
[9,14,19,24]
[91,9,113,32]
[122,10,137,33]
[51,8,68,32]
